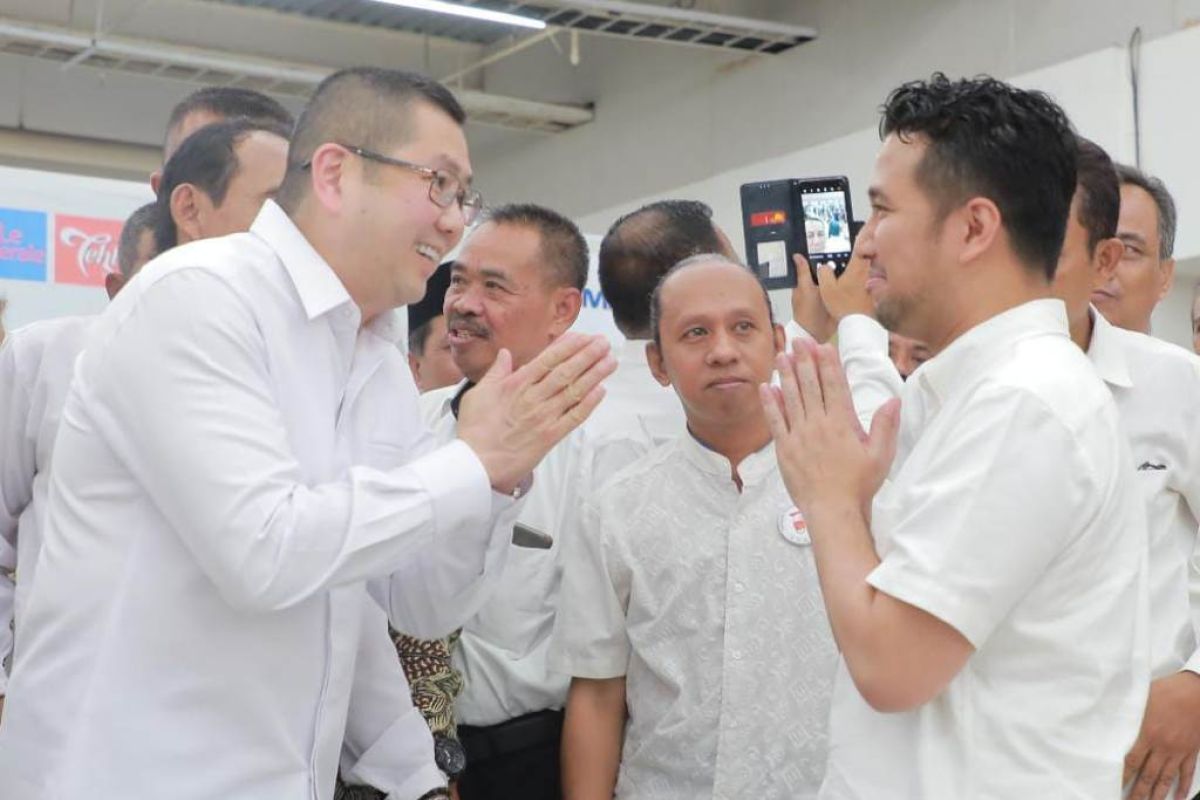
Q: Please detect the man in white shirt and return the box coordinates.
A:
[1051,137,1200,800]
[0,68,613,800]
[1092,164,1177,336]
[762,74,1149,799]
[405,203,592,800]
[554,254,838,799]
[0,116,288,721]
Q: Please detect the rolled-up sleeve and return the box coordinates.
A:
[548,499,630,678]
[866,387,1090,647]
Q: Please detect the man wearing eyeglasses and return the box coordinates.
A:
[0,67,614,800]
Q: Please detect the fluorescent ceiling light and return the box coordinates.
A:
[371,0,547,30]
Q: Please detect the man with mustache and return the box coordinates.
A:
[401,203,591,800]
[553,254,839,799]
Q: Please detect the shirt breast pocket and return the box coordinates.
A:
[471,539,559,656]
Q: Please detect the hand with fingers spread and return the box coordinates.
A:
[457,332,616,495]
[759,338,900,519]
[1124,671,1200,800]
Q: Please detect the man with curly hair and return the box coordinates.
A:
[764,74,1148,799]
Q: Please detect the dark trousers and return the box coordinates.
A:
[457,710,563,800]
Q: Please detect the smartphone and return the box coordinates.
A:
[740,176,855,288]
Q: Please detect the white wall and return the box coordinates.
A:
[473,0,1200,217]
[534,26,1200,350]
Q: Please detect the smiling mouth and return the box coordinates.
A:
[416,244,442,265]
[447,324,489,345]
[1091,289,1118,300]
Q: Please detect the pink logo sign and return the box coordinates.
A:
[54,214,123,286]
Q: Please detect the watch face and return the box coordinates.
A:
[434,736,467,778]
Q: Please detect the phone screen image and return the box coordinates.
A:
[801,189,852,257]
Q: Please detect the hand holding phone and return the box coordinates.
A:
[740,176,855,289]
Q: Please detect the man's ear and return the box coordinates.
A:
[1092,237,1124,290]
[646,340,671,387]
[956,197,1003,266]
[549,287,583,337]
[149,170,163,196]
[407,352,422,389]
[1158,257,1177,301]
[772,322,787,354]
[170,184,203,244]
[104,272,127,301]
[307,143,351,214]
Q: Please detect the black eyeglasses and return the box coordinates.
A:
[302,143,483,226]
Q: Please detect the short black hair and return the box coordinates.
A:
[117,203,159,276]
[276,68,465,211]
[408,320,434,357]
[480,203,589,291]
[1073,137,1120,254]
[154,118,289,253]
[880,73,1077,281]
[1115,163,1177,259]
[649,253,774,349]
[407,262,453,355]
[599,200,725,338]
[165,87,294,155]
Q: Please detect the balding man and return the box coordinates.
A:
[0,67,612,800]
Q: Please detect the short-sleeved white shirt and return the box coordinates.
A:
[551,435,838,799]
[821,299,1150,800]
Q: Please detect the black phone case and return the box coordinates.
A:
[740,176,856,289]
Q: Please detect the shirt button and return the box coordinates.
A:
[731,650,743,660]
[733,582,746,594]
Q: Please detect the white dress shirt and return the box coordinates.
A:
[550,435,838,799]
[1088,312,1200,798]
[0,201,518,800]
[571,338,684,484]
[0,314,92,692]
[786,315,903,430]
[821,300,1149,800]
[1088,310,1200,678]
[422,382,578,727]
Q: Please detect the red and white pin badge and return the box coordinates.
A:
[777,506,812,546]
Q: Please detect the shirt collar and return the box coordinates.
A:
[1086,306,1134,389]
[679,429,777,487]
[917,298,1070,408]
[250,200,356,324]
